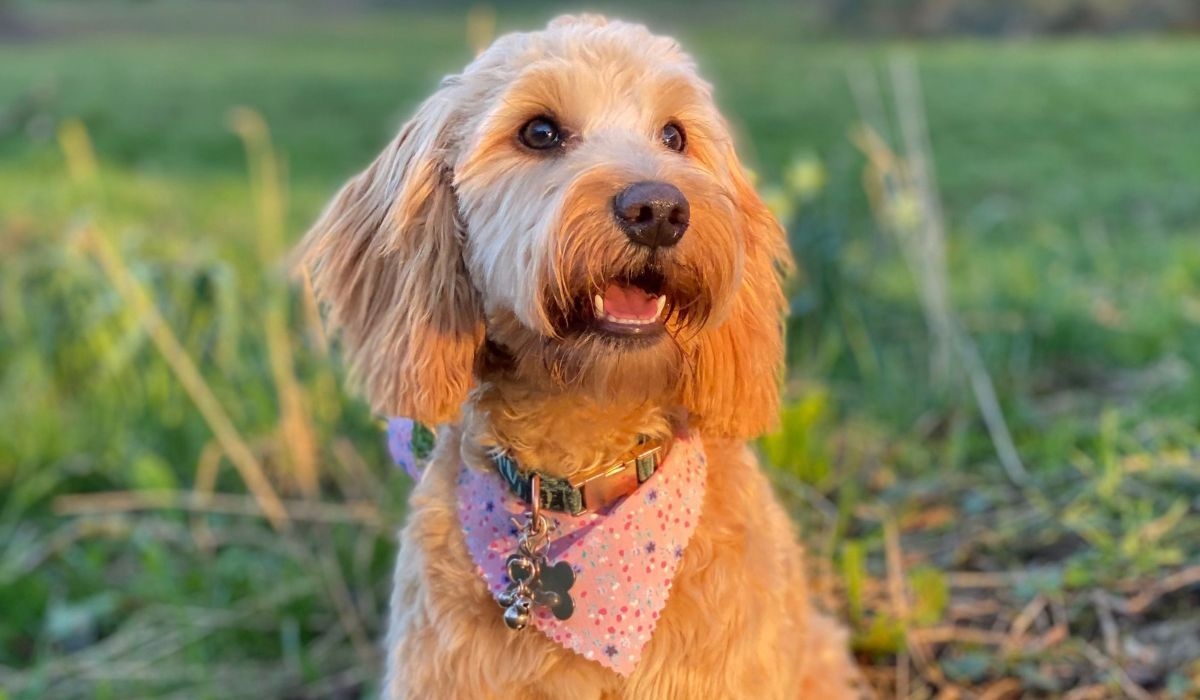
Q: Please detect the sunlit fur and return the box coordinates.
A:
[300,14,860,698]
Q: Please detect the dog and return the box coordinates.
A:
[300,15,860,699]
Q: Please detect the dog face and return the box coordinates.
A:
[301,15,789,438]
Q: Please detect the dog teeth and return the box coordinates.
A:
[595,295,668,325]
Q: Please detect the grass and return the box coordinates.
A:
[2,3,1199,698]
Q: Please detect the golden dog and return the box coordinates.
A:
[301,14,860,699]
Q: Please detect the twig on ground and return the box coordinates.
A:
[1105,564,1200,616]
[895,649,910,700]
[1062,685,1112,700]
[978,678,1022,700]
[910,626,1011,646]
[945,570,1031,589]
[1079,642,1152,700]
[948,597,1003,621]
[1005,593,1047,648]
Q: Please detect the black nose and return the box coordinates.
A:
[612,181,690,248]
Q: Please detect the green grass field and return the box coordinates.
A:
[2,3,1199,698]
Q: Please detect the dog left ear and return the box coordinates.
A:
[682,141,792,439]
[298,87,482,426]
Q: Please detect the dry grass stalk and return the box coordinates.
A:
[849,57,1030,488]
[910,626,1010,646]
[1106,564,1200,616]
[230,106,320,498]
[308,528,377,665]
[977,678,1022,700]
[9,580,325,696]
[300,266,330,357]
[888,56,954,387]
[1005,593,1047,648]
[59,118,291,530]
[466,3,497,55]
[57,118,98,184]
[332,436,387,502]
[882,518,911,697]
[945,570,1028,589]
[190,440,224,552]
[1062,685,1113,700]
[76,223,292,531]
[53,489,380,528]
[1079,642,1154,700]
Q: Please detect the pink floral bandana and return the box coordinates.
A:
[457,434,708,676]
[386,418,421,480]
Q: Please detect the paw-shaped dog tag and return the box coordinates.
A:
[533,560,575,620]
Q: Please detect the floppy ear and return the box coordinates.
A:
[298,89,482,426]
[683,142,792,439]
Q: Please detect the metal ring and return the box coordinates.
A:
[529,472,542,524]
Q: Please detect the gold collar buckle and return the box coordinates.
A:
[567,439,668,514]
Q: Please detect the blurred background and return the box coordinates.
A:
[2,0,1199,698]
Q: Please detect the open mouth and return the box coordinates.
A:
[589,270,667,337]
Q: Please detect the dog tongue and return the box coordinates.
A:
[603,283,659,320]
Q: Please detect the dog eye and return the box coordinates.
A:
[660,122,686,152]
[519,117,563,150]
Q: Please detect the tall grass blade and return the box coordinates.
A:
[230,107,319,498]
[58,120,291,530]
[851,58,1030,487]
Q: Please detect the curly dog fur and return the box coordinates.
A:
[300,15,861,699]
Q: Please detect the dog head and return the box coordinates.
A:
[301,15,790,439]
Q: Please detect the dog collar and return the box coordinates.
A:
[488,437,670,516]
[459,433,707,676]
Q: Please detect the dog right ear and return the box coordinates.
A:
[298,88,482,426]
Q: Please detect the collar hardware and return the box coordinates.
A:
[490,438,669,515]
